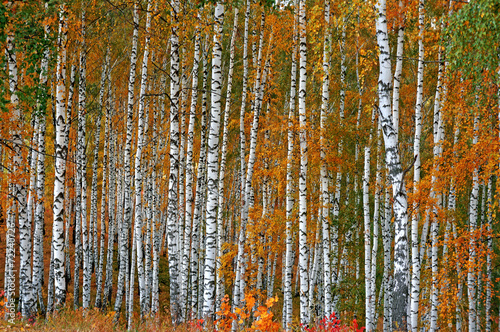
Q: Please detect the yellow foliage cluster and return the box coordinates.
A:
[216,294,280,332]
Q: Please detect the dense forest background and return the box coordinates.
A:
[0,0,499,331]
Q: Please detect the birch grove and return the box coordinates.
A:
[0,0,499,330]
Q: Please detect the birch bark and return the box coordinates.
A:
[114,3,139,315]
[215,8,238,312]
[51,3,68,309]
[203,3,225,318]
[319,0,332,318]
[283,5,297,328]
[375,0,410,327]
[298,0,310,324]
[410,0,424,327]
[167,0,181,322]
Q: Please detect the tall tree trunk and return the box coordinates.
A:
[410,0,424,328]
[233,0,251,310]
[95,48,111,308]
[298,0,309,325]
[319,0,331,318]
[63,64,76,305]
[375,0,409,328]
[180,28,200,318]
[283,4,297,328]
[203,2,225,318]
[132,0,152,318]
[191,41,209,318]
[430,46,445,332]
[215,8,238,313]
[114,3,139,316]
[383,180,393,332]
[468,112,480,332]
[167,0,181,323]
[51,3,69,309]
[363,108,376,332]
[78,10,91,308]
[104,122,117,309]
[370,124,382,328]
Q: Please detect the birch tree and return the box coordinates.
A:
[410,0,424,328]
[298,0,310,325]
[114,3,139,316]
[374,0,410,327]
[51,3,68,309]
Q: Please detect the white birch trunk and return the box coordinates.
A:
[375,0,409,327]
[233,0,251,310]
[95,48,111,309]
[410,0,424,327]
[468,113,480,332]
[114,3,139,316]
[133,0,152,318]
[180,29,200,318]
[78,10,91,308]
[283,5,297,328]
[319,0,332,318]
[191,44,209,318]
[51,3,68,309]
[167,0,181,322]
[89,48,109,282]
[298,0,309,324]
[430,47,445,332]
[203,2,225,318]
[363,108,376,332]
[383,182,393,332]
[370,124,382,328]
[215,8,239,312]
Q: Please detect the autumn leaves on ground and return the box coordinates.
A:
[1,0,499,331]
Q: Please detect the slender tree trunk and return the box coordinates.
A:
[104,121,117,309]
[215,8,238,312]
[114,3,139,316]
[370,124,382,328]
[375,0,409,328]
[298,0,309,324]
[430,47,445,332]
[132,0,152,318]
[319,0,331,318]
[95,48,111,308]
[410,0,424,327]
[468,112,480,332]
[51,3,69,309]
[363,108,376,332]
[203,2,225,319]
[78,10,91,308]
[233,0,251,310]
[180,28,200,318]
[63,64,76,303]
[383,181,393,332]
[283,5,297,328]
[167,0,181,323]
[191,42,209,318]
